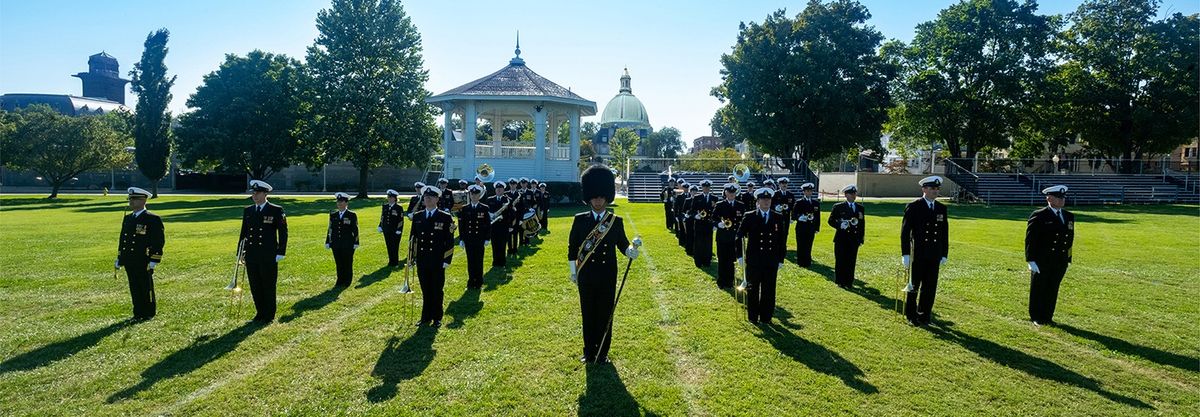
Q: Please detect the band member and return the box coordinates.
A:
[325,192,360,287]
[473,174,485,188]
[437,178,453,211]
[115,187,164,320]
[901,176,949,326]
[568,164,637,363]
[537,182,550,232]
[691,180,716,268]
[1026,185,1074,326]
[738,181,757,208]
[713,183,743,289]
[682,184,700,256]
[458,179,469,191]
[406,182,425,219]
[774,177,795,222]
[737,187,786,324]
[240,180,288,323]
[793,182,821,267]
[458,184,490,289]
[828,185,864,289]
[379,189,404,267]
[519,177,537,245]
[509,178,526,252]
[662,177,677,231]
[412,185,455,326]
[486,181,513,267]
[673,181,689,246]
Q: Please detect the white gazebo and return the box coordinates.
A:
[427,41,597,183]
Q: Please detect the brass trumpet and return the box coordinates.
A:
[720,218,733,229]
[850,217,860,226]
[477,164,495,183]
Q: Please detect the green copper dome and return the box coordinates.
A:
[599,69,650,128]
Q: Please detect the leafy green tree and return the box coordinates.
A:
[709,106,743,149]
[643,126,683,158]
[176,51,307,179]
[677,148,763,173]
[884,0,1058,160]
[608,128,641,187]
[1059,0,1198,168]
[4,105,133,198]
[129,28,176,197]
[712,1,895,176]
[305,0,440,198]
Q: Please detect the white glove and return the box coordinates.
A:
[395,230,401,235]
[484,240,490,247]
[568,261,578,284]
[459,241,465,249]
[625,246,639,260]
[902,255,911,268]
[694,213,701,220]
[325,243,331,249]
[778,262,783,270]
[114,258,121,269]
[717,221,726,229]
[275,255,285,263]
[442,262,449,269]
[377,226,383,233]
[840,220,849,230]
[1028,261,1040,274]
[405,213,413,220]
[508,228,513,232]
[800,214,811,222]
[737,257,744,268]
[148,261,157,270]
[939,257,947,266]
[353,244,359,250]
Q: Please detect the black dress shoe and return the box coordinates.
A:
[431,320,442,327]
[906,319,920,326]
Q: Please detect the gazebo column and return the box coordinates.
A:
[533,106,546,175]
[548,115,558,159]
[491,112,501,155]
[464,101,477,177]
[569,109,581,168]
[442,105,453,158]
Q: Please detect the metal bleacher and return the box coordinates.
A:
[626,172,813,203]
[946,159,1195,205]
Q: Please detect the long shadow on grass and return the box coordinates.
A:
[1055,324,1198,373]
[367,326,437,403]
[927,325,1152,409]
[107,322,264,403]
[578,362,650,417]
[278,285,347,323]
[0,319,136,374]
[445,288,483,329]
[755,323,878,394]
[356,265,395,289]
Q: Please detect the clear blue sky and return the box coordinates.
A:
[2,0,1196,146]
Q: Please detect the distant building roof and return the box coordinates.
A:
[600,69,650,128]
[0,93,126,116]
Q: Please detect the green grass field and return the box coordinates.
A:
[0,195,1196,416]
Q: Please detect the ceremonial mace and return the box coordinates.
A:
[593,235,642,363]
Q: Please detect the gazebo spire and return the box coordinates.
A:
[510,31,525,66]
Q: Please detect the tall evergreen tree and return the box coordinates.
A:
[129,29,176,197]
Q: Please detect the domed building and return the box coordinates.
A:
[595,69,651,156]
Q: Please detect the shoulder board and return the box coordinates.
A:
[437,209,452,216]
[575,211,591,217]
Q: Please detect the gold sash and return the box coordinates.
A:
[576,211,616,272]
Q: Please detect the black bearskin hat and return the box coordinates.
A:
[581,164,616,203]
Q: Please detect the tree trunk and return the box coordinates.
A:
[357,165,370,199]
[151,180,159,199]
[48,182,61,199]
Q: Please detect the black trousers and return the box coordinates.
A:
[417,261,446,322]
[540,208,549,231]
[578,265,616,362]
[675,216,687,246]
[692,221,714,267]
[664,205,674,230]
[245,258,278,322]
[683,219,695,255]
[715,239,738,288]
[332,247,354,287]
[833,239,859,287]
[465,241,485,288]
[123,260,156,319]
[904,257,941,323]
[384,231,402,266]
[795,224,816,267]
[1029,261,1068,323]
[491,226,508,267]
[509,225,520,255]
[745,263,778,323]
